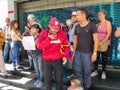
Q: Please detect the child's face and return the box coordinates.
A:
[31,27,38,35]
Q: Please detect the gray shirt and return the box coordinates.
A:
[68,22,79,43]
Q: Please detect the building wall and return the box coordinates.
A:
[0,0,8,28]
[19,0,117,12]
[18,1,120,65]
[0,0,15,28]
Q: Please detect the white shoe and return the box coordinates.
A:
[36,81,44,88]
[91,72,98,77]
[101,73,106,79]
[33,80,39,86]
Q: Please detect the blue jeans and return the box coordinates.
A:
[11,41,21,67]
[4,41,12,62]
[74,51,92,88]
[33,55,44,82]
[27,50,34,68]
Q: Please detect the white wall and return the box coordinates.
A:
[8,0,14,21]
[0,0,8,28]
[0,0,14,29]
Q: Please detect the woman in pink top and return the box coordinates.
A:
[91,10,112,79]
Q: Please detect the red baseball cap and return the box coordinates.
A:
[49,18,60,29]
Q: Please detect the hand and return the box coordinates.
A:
[71,54,75,61]
[21,40,23,45]
[25,26,29,31]
[48,34,57,39]
[99,41,104,46]
[62,57,67,65]
[91,54,97,62]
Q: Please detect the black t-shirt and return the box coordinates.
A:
[74,22,97,53]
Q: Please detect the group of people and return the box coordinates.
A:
[0,8,113,90]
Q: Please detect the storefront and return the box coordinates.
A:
[14,0,120,66]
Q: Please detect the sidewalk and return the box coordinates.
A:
[0,60,68,90]
[0,60,120,90]
[0,82,25,90]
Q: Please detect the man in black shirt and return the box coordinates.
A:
[73,8,99,90]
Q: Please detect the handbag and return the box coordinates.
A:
[98,40,108,52]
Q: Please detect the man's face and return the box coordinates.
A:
[49,26,59,35]
[71,15,77,23]
[76,11,85,22]
[28,19,34,25]
[5,18,10,24]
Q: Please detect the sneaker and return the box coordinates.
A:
[17,66,24,69]
[101,73,106,79]
[91,72,98,77]
[2,75,8,79]
[13,68,17,72]
[67,74,75,79]
[36,81,44,88]
[33,80,39,86]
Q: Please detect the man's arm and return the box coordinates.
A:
[62,33,70,58]
[73,35,77,56]
[92,33,99,62]
[62,32,70,65]
[36,31,51,49]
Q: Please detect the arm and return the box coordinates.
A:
[13,34,22,42]
[100,21,112,44]
[73,35,77,56]
[93,33,99,53]
[36,31,51,49]
[62,33,70,58]
[92,33,99,62]
[62,32,70,65]
[115,28,120,37]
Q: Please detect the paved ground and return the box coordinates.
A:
[0,60,120,90]
[0,82,25,90]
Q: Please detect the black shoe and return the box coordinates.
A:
[27,67,34,70]
[7,61,12,64]
[67,74,75,79]
[84,87,92,90]
[13,68,18,72]
[17,66,24,69]
[2,75,8,79]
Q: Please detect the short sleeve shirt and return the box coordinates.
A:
[74,22,97,53]
[10,30,21,41]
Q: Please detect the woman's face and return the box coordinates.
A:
[14,23,18,29]
[98,12,106,21]
[31,27,38,35]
